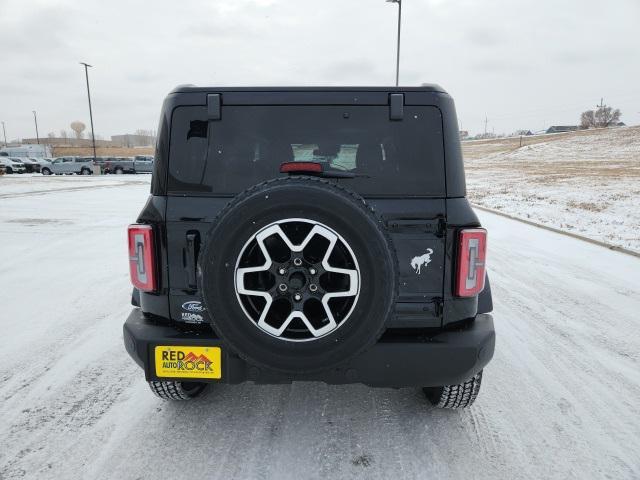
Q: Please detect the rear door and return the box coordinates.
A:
[164,94,446,328]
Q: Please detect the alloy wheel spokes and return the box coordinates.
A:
[235,219,360,341]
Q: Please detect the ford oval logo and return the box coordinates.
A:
[182,301,205,313]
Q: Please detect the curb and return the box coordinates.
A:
[472,204,640,259]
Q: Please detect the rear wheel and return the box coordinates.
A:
[148,381,209,400]
[6,167,13,174]
[114,167,124,174]
[423,371,483,409]
[81,168,91,175]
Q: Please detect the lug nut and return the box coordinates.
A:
[309,267,317,275]
[309,284,318,292]
[278,267,286,275]
[278,283,288,292]
[293,258,303,267]
[294,293,302,301]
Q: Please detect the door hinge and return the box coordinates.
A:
[436,216,446,238]
[434,297,444,316]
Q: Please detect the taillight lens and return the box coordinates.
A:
[128,224,157,292]
[455,228,487,297]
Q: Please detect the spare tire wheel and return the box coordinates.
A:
[200,176,397,373]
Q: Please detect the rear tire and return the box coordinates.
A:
[114,167,123,174]
[81,168,91,175]
[423,371,483,409]
[6,167,13,174]
[148,381,209,401]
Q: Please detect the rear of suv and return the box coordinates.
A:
[123,86,495,409]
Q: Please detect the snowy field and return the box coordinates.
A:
[464,126,640,252]
[1,176,640,479]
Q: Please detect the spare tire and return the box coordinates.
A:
[199,176,397,373]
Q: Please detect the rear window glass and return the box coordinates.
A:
[168,105,445,196]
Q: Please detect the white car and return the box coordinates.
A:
[0,157,26,174]
[40,157,94,175]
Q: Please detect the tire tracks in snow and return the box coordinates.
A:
[0,180,149,199]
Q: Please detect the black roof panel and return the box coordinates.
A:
[170,84,447,94]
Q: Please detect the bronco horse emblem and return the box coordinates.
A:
[410,249,434,274]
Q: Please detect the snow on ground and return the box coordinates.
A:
[0,173,150,197]
[1,178,640,479]
[464,126,640,252]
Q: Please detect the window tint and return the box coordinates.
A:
[168,105,445,196]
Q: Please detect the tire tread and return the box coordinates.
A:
[148,381,204,401]
[426,371,483,409]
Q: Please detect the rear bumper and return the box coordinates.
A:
[123,309,495,387]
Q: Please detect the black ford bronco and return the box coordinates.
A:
[123,86,495,409]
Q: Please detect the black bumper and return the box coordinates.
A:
[123,309,495,388]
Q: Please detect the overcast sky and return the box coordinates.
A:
[1,0,639,140]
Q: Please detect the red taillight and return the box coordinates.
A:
[455,228,487,297]
[128,224,157,292]
[280,161,323,174]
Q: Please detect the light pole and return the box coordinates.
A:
[386,0,402,86]
[1,121,6,147]
[32,110,40,145]
[80,62,97,162]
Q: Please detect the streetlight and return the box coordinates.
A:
[80,62,97,162]
[1,121,6,147]
[32,110,40,145]
[386,0,402,86]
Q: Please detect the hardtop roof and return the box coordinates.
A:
[169,84,447,94]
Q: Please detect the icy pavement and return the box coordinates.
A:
[0,178,639,479]
[0,172,150,198]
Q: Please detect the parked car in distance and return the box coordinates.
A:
[0,157,26,174]
[133,155,154,173]
[110,157,135,174]
[19,157,42,173]
[95,157,115,174]
[92,156,153,174]
[41,157,94,175]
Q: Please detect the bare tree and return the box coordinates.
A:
[580,110,596,129]
[595,105,621,127]
[580,102,621,128]
[70,121,86,139]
